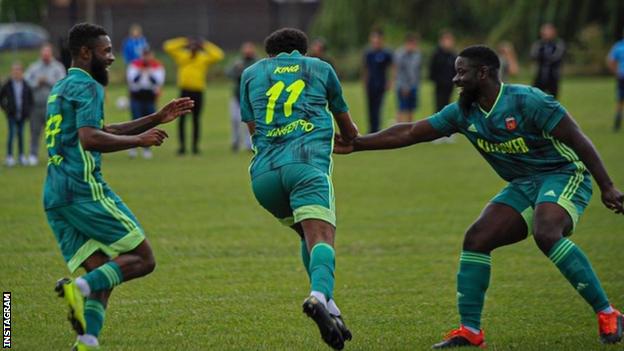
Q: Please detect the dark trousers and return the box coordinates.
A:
[7,117,25,157]
[130,98,156,120]
[178,89,203,153]
[534,80,559,99]
[366,87,385,133]
[434,84,454,112]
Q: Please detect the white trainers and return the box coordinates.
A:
[5,156,16,167]
[128,148,138,158]
[28,154,38,166]
[142,148,153,159]
[19,154,28,166]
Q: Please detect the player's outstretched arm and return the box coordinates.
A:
[334,119,443,154]
[104,97,193,136]
[552,113,624,214]
[333,112,359,143]
[79,127,169,153]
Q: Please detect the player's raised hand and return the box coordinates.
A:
[137,128,168,147]
[333,134,354,154]
[601,186,624,214]
[156,97,194,124]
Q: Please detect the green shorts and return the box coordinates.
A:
[251,163,336,227]
[46,197,145,273]
[491,169,592,234]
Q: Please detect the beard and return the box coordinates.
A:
[91,56,109,86]
[458,86,479,113]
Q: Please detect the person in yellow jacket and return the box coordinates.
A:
[164,37,224,154]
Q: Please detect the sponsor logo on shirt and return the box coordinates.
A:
[476,137,529,154]
[273,65,300,74]
[505,116,517,131]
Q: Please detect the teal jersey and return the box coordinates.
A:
[428,84,583,182]
[240,50,348,178]
[43,68,119,209]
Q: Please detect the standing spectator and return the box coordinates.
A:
[394,32,422,123]
[0,62,33,166]
[309,38,334,68]
[607,28,624,131]
[126,47,165,159]
[121,24,148,65]
[531,23,565,98]
[429,30,457,112]
[25,43,66,166]
[363,28,393,133]
[164,36,224,155]
[226,41,256,152]
[497,41,519,82]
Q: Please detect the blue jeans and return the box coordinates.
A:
[130,99,156,120]
[7,117,25,157]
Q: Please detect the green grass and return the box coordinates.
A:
[1,78,623,350]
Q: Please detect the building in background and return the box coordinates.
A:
[44,0,321,51]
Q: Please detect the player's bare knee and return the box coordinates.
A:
[532,229,561,255]
[141,253,156,275]
[463,226,491,253]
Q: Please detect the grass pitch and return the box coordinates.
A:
[1,78,622,350]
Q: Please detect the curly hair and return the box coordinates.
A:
[264,28,308,56]
[458,45,500,77]
[68,23,108,58]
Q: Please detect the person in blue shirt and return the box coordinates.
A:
[607,28,624,131]
[362,28,393,133]
[121,24,148,65]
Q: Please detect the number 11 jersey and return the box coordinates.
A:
[240,50,349,178]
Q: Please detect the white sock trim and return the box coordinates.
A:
[327,299,341,316]
[75,277,91,297]
[600,306,615,314]
[310,291,327,307]
[78,334,99,346]
[464,325,480,334]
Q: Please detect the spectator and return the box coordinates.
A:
[309,38,334,68]
[363,28,393,133]
[394,32,422,123]
[226,41,256,152]
[0,62,33,167]
[606,28,624,131]
[530,23,565,98]
[126,46,165,158]
[429,30,457,112]
[24,43,66,166]
[122,24,148,65]
[497,41,519,82]
[164,36,224,155]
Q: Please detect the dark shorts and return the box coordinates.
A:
[397,87,418,112]
[491,170,592,234]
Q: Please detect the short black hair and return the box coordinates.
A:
[265,28,308,56]
[458,45,500,76]
[68,23,108,58]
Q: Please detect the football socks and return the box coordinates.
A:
[549,238,610,313]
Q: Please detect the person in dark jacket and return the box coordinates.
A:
[429,30,457,112]
[0,62,33,166]
[362,29,393,133]
[531,23,565,98]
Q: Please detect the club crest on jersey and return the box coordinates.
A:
[505,116,517,131]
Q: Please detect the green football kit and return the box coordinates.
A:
[240,50,348,227]
[43,68,144,273]
[428,83,591,231]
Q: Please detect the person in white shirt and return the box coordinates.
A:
[126,47,165,158]
[25,43,66,166]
